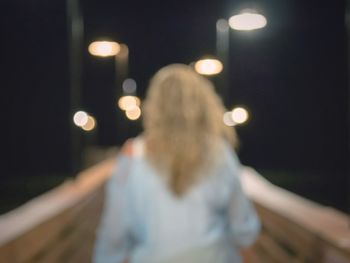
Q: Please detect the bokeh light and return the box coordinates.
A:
[88,41,120,57]
[82,116,96,132]
[122,78,137,94]
[223,111,236,126]
[228,12,267,31]
[73,111,88,127]
[118,96,141,111]
[194,59,223,75]
[231,107,249,124]
[126,106,141,120]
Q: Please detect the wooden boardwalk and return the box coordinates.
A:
[0,158,349,262]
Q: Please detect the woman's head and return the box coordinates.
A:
[143,64,237,196]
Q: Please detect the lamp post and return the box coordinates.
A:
[216,10,267,107]
[115,44,129,91]
[67,0,84,174]
[88,40,130,95]
[194,58,223,76]
[88,40,139,144]
[88,42,140,121]
[216,19,230,104]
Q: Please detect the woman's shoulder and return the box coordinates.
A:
[109,136,146,184]
[119,136,145,158]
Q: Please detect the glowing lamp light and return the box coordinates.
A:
[118,95,141,111]
[194,59,223,76]
[88,41,120,57]
[229,12,267,31]
[82,116,96,132]
[126,106,141,120]
[223,111,236,127]
[231,107,249,124]
[73,111,89,127]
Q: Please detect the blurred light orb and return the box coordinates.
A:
[118,95,141,111]
[88,41,120,57]
[73,111,88,127]
[229,12,267,31]
[223,111,236,127]
[126,106,141,120]
[194,59,223,75]
[122,78,137,94]
[231,107,249,124]
[82,116,96,132]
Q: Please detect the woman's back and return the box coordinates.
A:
[94,137,260,263]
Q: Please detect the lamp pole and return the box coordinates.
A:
[88,41,128,94]
[88,41,131,144]
[115,44,129,92]
[67,0,84,174]
[216,19,230,107]
[346,0,350,214]
[216,11,267,108]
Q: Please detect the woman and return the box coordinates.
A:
[93,64,260,263]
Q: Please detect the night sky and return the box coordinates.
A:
[1,0,348,210]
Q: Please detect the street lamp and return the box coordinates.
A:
[228,11,267,31]
[73,110,97,132]
[117,95,141,111]
[231,106,249,124]
[216,10,267,106]
[119,78,142,121]
[223,106,249,127]
[88,40,129,88]
[125,106,141,121]
[89,41,140,124]
[67,0,84,173]
[81,115,97,132]
[88,41,120,57]
[88,40,132,144]
[194,58,223,76]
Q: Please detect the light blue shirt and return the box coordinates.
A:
[93,137,260,263]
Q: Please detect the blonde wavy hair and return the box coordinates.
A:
[143,64,237,196]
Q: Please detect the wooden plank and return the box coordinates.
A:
[250,240,280,263]
[244,247,266,263]
[0,158,115,262]
[0,242,15,262]
[66,237,95,263]
[323,246,350,263]
[35,213,97,263]
[30,188,104,263]
[65,196,104,263]
[10,202,83,262]
[255,204,321,262]
[49,190,104,263]
[0,158,114,246]
[258,231,299,263]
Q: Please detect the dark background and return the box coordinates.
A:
[1,0,348,212]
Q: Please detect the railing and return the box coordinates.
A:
[0,158,349,263]
[241,168,350,263]
[0,158,115,263]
